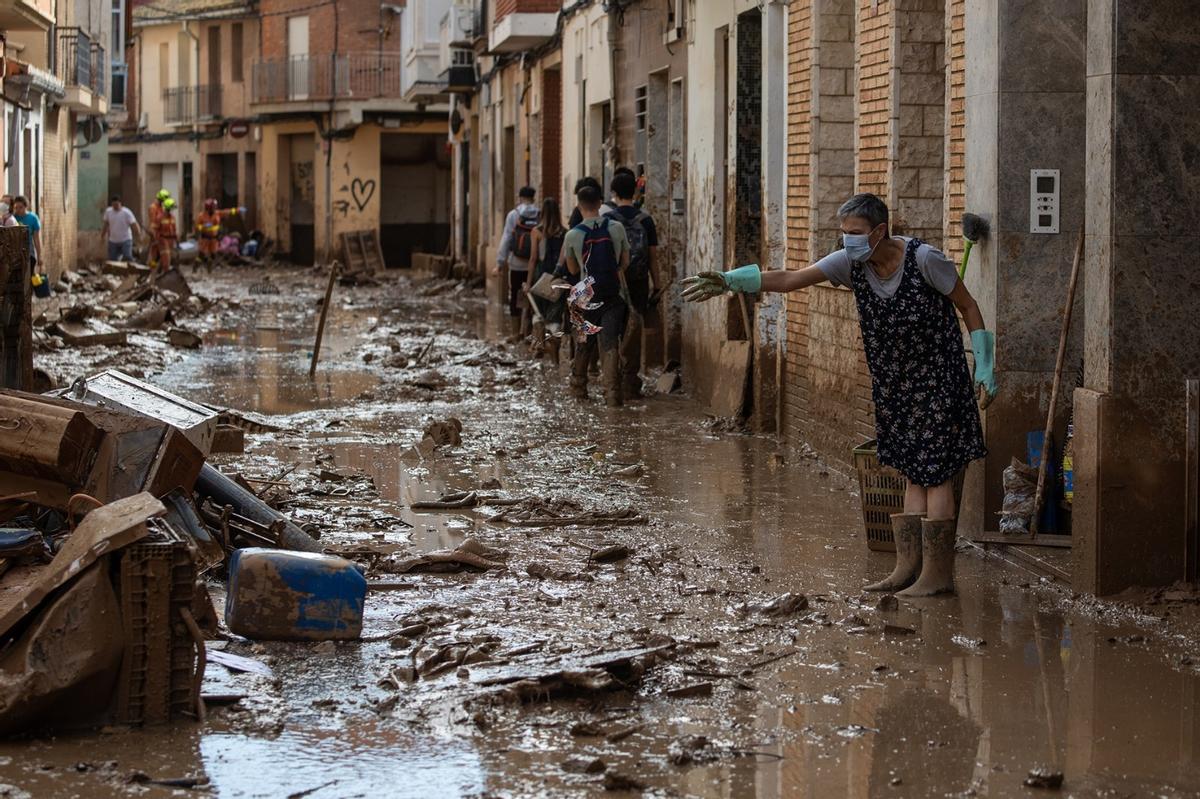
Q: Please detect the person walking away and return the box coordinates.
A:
[148,189,171,268]
[11,196,42,276]
[683,193,997,596]
[101,195,142,262]
[605,170,661,398]
[496,186,539,321]
[527,197,567,363]
[154,198,179,271]
[566,176,615,229]
[564,184,630,407]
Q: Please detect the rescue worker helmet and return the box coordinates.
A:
[156,189,171,202]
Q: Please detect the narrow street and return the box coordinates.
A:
[2,267,1196,798]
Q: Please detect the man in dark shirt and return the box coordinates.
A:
[605,170,660,398]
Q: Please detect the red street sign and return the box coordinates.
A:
[228,120,251,139]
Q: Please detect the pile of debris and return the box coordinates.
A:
[35,263,206,352]
[0,368,363,736]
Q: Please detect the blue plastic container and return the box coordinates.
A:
[225,548,367,641]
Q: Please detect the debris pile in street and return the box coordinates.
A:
[0,370,336,735]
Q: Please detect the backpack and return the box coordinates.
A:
[605,209,651,281]
[577,219,620,299]
[512,209,539,260]
[539,232,564,277]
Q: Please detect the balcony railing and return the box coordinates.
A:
[163,85,223,124]
[251,53,405,105]
[56,27,92,90]
[89,41,106,97]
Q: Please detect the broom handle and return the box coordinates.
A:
[959,239,974,280]
[1031,230,1084,536]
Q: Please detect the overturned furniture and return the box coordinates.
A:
[0,389,204,510]
[0,494,210,734]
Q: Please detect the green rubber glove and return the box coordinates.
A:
[681,264,762,303]
[971,329,997,404]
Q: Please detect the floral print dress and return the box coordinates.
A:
[850,238,986,487]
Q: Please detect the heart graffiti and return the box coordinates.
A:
[349,178,376,212]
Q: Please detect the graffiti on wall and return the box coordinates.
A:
[332,161,377,217]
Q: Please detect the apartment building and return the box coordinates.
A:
[109,0,259,241]
[252,0,451,266]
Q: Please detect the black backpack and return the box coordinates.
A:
[539,232,564,276]
[512,210,539,260]
[578,219,620,299]
[606,209,651,280]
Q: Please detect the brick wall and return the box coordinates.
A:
[259,0,386,60]
[942,0,964,262]
[784,0,813,443]
[39,108,77,279]
[784,0,876,465]
[893,0,945,245]
[494,0,560,24]
[540,67,562,201]
[854,0,892,198]
[813,0,856,259]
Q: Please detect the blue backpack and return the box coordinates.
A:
[577,219,620,299]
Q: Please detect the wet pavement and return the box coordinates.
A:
[6,267,1200,798]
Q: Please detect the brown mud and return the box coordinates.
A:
[5,267,1200,798]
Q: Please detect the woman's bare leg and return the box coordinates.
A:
[904,482,928,515]
[927,480,956,520]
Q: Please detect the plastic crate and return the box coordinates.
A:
[852,440,964,552]
[114,520,199,725]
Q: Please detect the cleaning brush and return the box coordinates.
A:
[959,213,990,279]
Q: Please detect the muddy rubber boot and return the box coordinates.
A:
[897,517,958,597]
[569,345,590,399]
[601,349,623,407]
[864,513,923,592]
[530,321,545,360]
[622,370,643,399]
[544,333,561,365]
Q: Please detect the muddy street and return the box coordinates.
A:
[4,267,1199,799]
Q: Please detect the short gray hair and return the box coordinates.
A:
[837,193,889,232]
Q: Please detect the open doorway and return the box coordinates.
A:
[379,133,450,267]
[282,134,314,265]
[205,153,238,209]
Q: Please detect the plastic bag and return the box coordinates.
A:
[998,457,1037,534]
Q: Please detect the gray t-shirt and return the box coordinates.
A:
[815,237,958,299]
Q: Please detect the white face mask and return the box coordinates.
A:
[841,224,883,262]
[0,205,8,216]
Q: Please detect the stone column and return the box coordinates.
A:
[1075,0,1200,593]
[961,0,1086,536]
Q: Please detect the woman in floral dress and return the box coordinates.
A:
[682,194,996,597]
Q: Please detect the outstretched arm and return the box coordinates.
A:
[683,263,829,302]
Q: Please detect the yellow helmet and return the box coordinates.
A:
[163,198,177,211]
[156,189,171,202]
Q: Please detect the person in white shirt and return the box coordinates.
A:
[495,186,540,317]
[101,195,142,262]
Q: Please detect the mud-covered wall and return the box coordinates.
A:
[961,0,1086,537]
[1076,0,1200,593]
